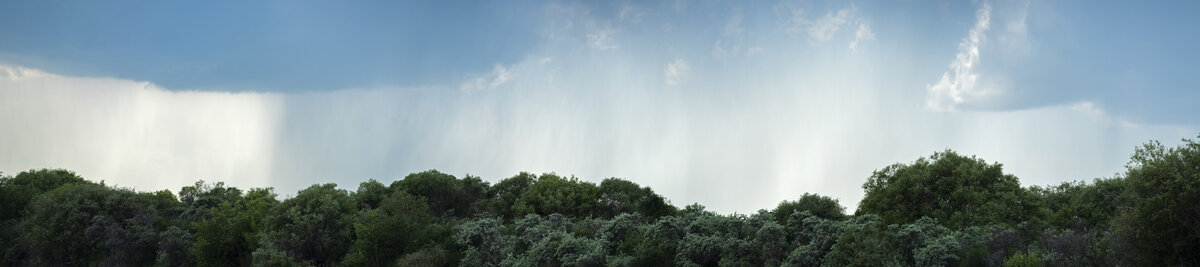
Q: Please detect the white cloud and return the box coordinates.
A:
[809,9,852,42]
[665,59,690,85]
[0,65,46,80]
[712,13,760,59]
[587,29,619,50]
[460,64,516,92]
[787,7,854,43]
[0,64,283,192]
[849,23,875,50]
[926,2,992,111]
[1071,101,1104,117]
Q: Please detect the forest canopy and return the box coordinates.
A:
[2,134,1199,266]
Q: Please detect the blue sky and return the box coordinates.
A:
[0,1,542,90]
[2,0,1198,213]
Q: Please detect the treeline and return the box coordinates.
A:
[1,135,1198,266]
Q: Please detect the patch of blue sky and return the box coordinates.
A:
[0,1,544,91]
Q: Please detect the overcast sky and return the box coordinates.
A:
[2,0,1197,213]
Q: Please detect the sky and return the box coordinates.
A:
[2,0,1198,213]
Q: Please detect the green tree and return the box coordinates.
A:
[674,233,740,266]
[454,218,512,267]
[781,211,845,267]
[893,217,965,266]
[0,169,91,220]
[482,172,536,220]
[20,183,167,266]
[1004,252,1044,267]
[343,191,435,266]
[392,170,489,217]
[17,162,1199,266]
[459,175,492,216]
[157,225,195,266]
[353,179,390,210]
[396,246,449,267]
[752,220,788,266]
[255,184,356,266]
[598,213,646,256]
[0,169,94,263]
[509,231,605,266]
[192,187,277,266]
[392,170,461,216]
[772,193,846,223]
[821,215,973,266]
[179,181,243,212]
[1035,228,1110,266]
[823,214,902,266]
[857,150,1041,228]
[1035,177,1128,229]
[514,174,602,218]
[511,214,574,255]
[640,216,686,265]
[599,178,676,218]
[1114,135,1200,265]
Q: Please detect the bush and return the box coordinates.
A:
[823,215,902,266]
[454,218,511,266]
[397,246,448,267]
[1003,253,1043,267]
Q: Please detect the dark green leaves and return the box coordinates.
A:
[773,193,846,223]
[1114,135,1200,265]
[857,150,1039,228]
[4,132,1200,266]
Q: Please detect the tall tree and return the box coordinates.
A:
[352,179,389,210]
[0,169,93,263]
[857,150,1041,228]
[482,172,536,220]
[0,169,92,223]
[598,178,676,218]
[254,184,356,266]
[343,191,435,266]
[392,170,488,217]
[1115,135,1200,265]
[192,188,277,266]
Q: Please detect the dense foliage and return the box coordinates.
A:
[858,151,1040,228]
[2,134,1199,266]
